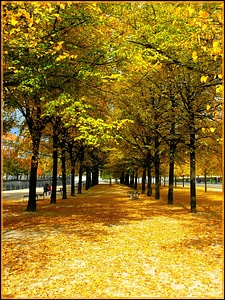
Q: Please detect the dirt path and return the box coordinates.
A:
[2,184,223,299]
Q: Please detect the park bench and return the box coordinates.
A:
[75,181,86,188]
[23,193,45,202]
[36,193,46,200]
[43,190,51,196]
[22,187,64,202]
[127,190,140,200]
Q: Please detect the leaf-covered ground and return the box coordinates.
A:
[2,184,223,299]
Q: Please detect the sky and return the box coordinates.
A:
[10,127,20,136]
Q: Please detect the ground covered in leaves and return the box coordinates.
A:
[2,184,223,299]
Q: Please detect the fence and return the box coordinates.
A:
[3,179,71,191]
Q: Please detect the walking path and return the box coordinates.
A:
[2,186,62,201]
[2,182,223,201]
[2,184,223,299]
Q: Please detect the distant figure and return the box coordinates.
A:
[44,183,51,195]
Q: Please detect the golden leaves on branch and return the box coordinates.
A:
[192,51,198,62]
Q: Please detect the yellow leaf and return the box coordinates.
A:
[213,41,219,49]
[218,74,222,79]
[70,54,78,59]
[201,46,207,52]
[55,41,64,51]
[192,51,198,62]
[206,104,211,110]
[202,24,207,30]
[199,10,209,18]
[63,52,69,57]
[11,18,18,26]
[56,55,67,62]
[201,75,208,83]
[210,127,215,133]
[216,85,222,93]
[216,13,222,23]
[212,41,221,56]
[188,7,195,16]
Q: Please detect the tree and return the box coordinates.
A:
[3,2,222,214]
[3,2,129,210]
[109,2,222,212]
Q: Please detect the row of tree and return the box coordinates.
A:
[3,2,223,212]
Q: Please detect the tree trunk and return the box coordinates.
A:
[125,172,129,186]
[168,145,175,205]
[154,136,160,200]
[50,147,58,204]
[26,137,41,212]
[50,132,58,204]
[120,172,125,184]
[71,166,75,196]
[130,171,134,188]
[134,171,138,189]
[142,168,146,194]
[77,147,84,194]
[68,142,78,196]
[167,96,177,204]
[26,156,38,211]
[61,147,67,199]
[95,168,99,185]
[147,164,152,196]
[190,132,196,213]
[69,156,75,196]
[85,167,91,190]
[78,164,83,194]
[92,166,99,186]
[204,170,207,192]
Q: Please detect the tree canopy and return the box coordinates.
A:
[2,1,223,212]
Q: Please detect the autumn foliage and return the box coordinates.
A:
[3,2,223,213]
[2,184,223,299]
